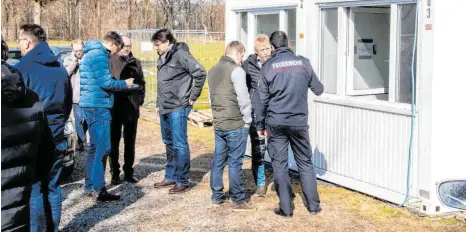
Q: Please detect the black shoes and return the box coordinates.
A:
[274,208,293,218]
[111,177,121,185]
[112,174,138,185]
[95,189,120,202]
[124,176,139,183]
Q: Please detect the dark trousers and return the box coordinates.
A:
[109,115,138,178]
[266,124,321,215]
[249,109,266,187]
[73,104,88,148]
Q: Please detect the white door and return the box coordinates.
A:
[348,7,390,95]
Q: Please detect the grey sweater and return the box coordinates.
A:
[63,55,81,104]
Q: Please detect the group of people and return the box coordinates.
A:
[1,25,323,231]
[206,32,324,215]
[1,24,144,231]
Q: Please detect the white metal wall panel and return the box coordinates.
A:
[313,100,413,195]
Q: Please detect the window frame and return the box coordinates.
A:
[347,6,391,96]
[317,3,419,106]
[235,7,298,55]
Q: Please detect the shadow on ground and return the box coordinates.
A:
[61,153,213,231]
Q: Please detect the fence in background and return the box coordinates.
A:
[117,29,225,107]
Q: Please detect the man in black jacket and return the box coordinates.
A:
[109,35,146,185]
[152,29,207,194]
[241,34,272,197]
[1,39,55,232]
[256,31,324,218]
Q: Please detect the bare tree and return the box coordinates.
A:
[2,0,225,41]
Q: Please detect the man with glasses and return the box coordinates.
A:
[241,34,272,197]
[151,29,206,194]
[109,35,146,185]
[64,39,87,154]
[14,23,71,231]
[79,31,134,202]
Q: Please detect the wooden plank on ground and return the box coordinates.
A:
[198,110,213,119]
[188,111,213,128]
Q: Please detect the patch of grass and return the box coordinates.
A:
[140,42,222,111]
[188,125,215,148]
[314,183,466,231]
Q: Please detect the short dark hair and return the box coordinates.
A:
[269,31,288,49]
[1,39,8,61]
[151,28,177,44]
[103,31,123,49]
[19,24,47,43]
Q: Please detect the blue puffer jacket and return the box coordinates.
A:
[79,40,127,109]
[14,41,72,142]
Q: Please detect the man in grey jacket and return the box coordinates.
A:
[152,29,207,194]
[64,39,87,152]
[208,41,254,211]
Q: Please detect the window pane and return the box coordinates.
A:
[321,8,338,94]
[239,12,248,50]
[396,4,417,104]
[352,7,390,97]
[286,9,297,51]
[256,14,280,36]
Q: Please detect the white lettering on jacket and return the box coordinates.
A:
[272,60,304,69]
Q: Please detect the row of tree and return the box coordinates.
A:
[1,0,225,41]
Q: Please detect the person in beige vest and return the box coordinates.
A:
[208,41,254,211]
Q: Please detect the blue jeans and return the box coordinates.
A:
[210,127,249,204]
[82,108,112,193]
[30,141,66,232]
[160,106,192,186]
[73,103,88,146]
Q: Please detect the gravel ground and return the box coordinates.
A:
[59,107,466,232]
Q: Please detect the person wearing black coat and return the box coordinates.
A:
[1,39,56,232]
[108,35,146,184]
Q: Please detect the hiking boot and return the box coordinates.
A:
[124,176,139,184]
[232,201,255,212]
[154,180,176,188]
[95,189,120,202]
[274,208,293,218]
[255,186,267,197]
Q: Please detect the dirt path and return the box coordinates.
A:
[59,108,465,232]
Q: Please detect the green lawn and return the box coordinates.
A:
[140,42,224,110]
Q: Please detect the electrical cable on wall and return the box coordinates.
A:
[400,1,419,208]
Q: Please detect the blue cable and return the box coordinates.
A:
[400,2,419,207]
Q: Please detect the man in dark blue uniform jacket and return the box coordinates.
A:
[256,31,324,218]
